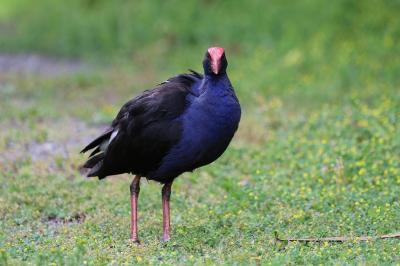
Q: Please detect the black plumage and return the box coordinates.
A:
[81,70,202,182]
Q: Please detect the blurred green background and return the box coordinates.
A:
[1,0,399,105]
[1,0,399,264]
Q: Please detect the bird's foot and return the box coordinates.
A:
[161,236,170,243]
[130,237,141,245]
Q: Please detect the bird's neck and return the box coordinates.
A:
[205,73,228,83]
[201,74,231,95]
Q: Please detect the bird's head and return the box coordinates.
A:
[203,47,227,76]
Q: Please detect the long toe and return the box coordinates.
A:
[130,238,141,245]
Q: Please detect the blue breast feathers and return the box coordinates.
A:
[148,75,241,180]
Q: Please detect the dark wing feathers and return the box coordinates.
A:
[89,146,101,157]
[83,152,105,168]
[81,71,202,180]
[80,127,113,153]
[158,70,203,97]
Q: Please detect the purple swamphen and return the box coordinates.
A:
[81,47,241,242]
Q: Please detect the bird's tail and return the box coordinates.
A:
[79,153,105,178]
[80,127,114,179]
[81,127,113,154]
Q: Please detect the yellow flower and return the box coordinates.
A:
[358,168,366,176]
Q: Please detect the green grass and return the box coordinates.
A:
[1,65,399,265]
[1,0,400,264]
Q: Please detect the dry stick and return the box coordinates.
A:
[275,231,400,243]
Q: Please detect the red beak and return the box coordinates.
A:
[208,47,225,74]
[211,58,220,75]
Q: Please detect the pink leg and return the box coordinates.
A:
[130,175,141,243]
[162,182,173,242]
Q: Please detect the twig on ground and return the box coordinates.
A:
[275,231,400,243]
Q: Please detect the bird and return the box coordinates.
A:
[80,47,241,243]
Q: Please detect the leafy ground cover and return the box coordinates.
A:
[0,54,399,265]
[1,0,400,264]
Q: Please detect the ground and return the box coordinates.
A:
[0,51,399,265]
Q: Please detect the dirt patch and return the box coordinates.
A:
[0,53,86,76]
[0,117,108,169]
[45,212,86,225]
